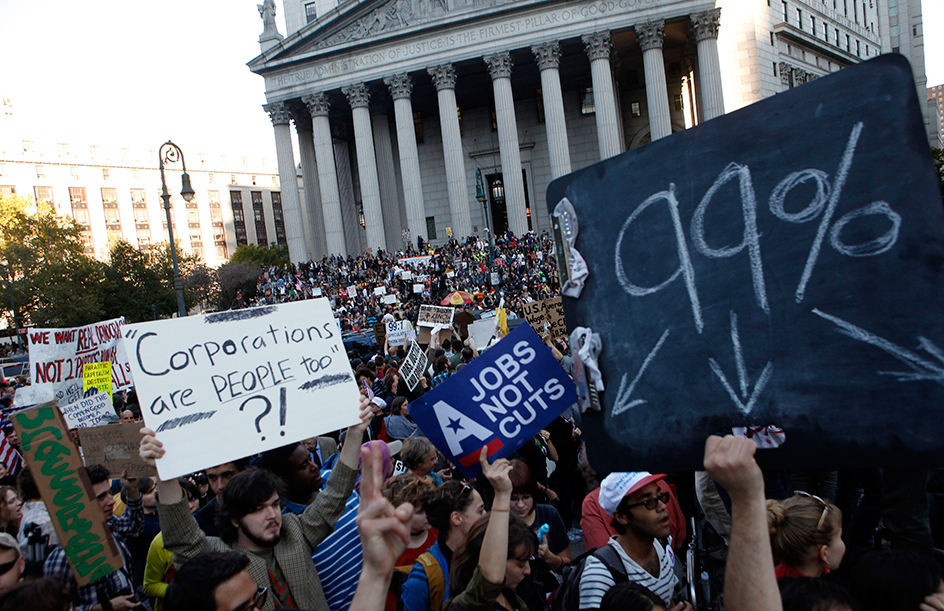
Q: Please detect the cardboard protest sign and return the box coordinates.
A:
[79,423,157,478]
[418,305,454,328]
[401,340,428,392]
[386,321,414,347]
[83,361,113,401]
[402,271,413,281]
[27,318,132,409]
[121,299,361,479]
[522,298,566,341]
[61,392,116,429]
[312,287,323,297]
[409,323,577,478]
[469,319,498,350]
[347,286,357,298]
[546,55,944,471]
[12,402,124,585]
[413,283,424,294]
[374,287,387,296]
[373,322,387,346]
[417,326,452,346]
[383,294,397,305]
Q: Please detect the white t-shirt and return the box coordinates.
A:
[578,536,677,608]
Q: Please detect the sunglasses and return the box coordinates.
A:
[624,491,670,511]
[0,557,18,576]
[795,491,831,530]
[442,483,473,508]
[232,586,268,611]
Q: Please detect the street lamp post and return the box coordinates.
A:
[158,140,194,318]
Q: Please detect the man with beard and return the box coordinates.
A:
[577,472,691,611]
[140,400,371,611]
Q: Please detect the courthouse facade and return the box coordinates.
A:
[250,0,934,262]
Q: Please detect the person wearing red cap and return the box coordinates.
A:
[577,472,691,611]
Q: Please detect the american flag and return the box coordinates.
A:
[0,429,22,476]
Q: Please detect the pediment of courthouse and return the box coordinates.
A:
[250,0,708,102]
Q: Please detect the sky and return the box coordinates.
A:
[0,0,942,161]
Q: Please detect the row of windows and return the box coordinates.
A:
[779,1,872,58]
[15,164,277,187]
[230,190,287,247]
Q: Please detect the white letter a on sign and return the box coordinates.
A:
[432,400,493,455]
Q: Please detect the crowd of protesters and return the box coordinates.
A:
[0,231,942,611]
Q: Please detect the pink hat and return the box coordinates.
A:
[598,472,667,516]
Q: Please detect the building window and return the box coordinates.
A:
[208,190,220,204]
[856,40,860,56]
[70,187,88,207]
[101,187,118,204]
[271,192,286,245]
[581,88,595,115]
[674,94,683,111]
[811,17,816,35]
[71,167,80,179]
[272,176,279,185]
[771,31,775,45]
[131,188,146,206]
[22,141,33,152]
[216,245,228,260]
[132,169,139,180]
[34,186,53,203]
[797,9,802,28]
[0,186,15,196]
[58,143,68,155]
[231,174,237,184]
[251,191,267,246]
[305,1,317,22]
[773,62,778,76]
[426,216,437,240]
[631,101,641,117]
[209,173,215,184]
[36,165,46,178]
[188,209,200,223]
[73,209,90,225]
[121,148,129,160]
[102,168,110,180]
[89,145,99,157]
[134,208,148,224]
[252,175,257,186]
[0,163,6,177]
[846,34,850,52]
[105,208,120,223]
[137,229,151,249]
[782,1,788,21]
[231,191,247,246]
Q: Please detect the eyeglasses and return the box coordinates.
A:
[0,557,18,576]
[795,491,831,530]
[232,586,268,611]
[623,491,670,511]
[510,494,533,505]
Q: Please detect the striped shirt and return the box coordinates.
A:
[578,537,676,608]
[312,465,362,611]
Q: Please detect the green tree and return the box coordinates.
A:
[0,194,106,327]
[102,239,175,322]
[215,262,262,311]
[229,242,290,267]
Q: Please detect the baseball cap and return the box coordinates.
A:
[598,472,667,516]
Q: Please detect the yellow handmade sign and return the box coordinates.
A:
[83,361,113,402]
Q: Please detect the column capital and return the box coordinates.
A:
[581,31,612,61]
[484,52,513,80]
[635,21,666,52]
[427,64,457,90]
[531,42,561,71]
[384,74,413,100]
[691,8,722,42]
[303,92,331,117]
[342,83,371,109]
[291,106,313,132]
[263,102,293,125]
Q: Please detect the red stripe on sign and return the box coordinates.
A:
[458,438,505,467]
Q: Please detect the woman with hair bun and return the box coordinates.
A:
[766,492,845,578]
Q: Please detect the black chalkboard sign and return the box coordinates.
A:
[547,55,944,472]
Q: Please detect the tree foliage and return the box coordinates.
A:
[229,242,290,267]
[0,194,222,328]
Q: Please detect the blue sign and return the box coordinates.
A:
[409,322,577,479]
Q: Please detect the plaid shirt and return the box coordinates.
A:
[431,371,452,388]
[44,495,144,611]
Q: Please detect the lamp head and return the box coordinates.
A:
[180,173,195,202]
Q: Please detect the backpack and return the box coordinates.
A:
[416,551,447,611]
[550,545,627,611]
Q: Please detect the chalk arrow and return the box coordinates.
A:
[612,329,670,417]
[812,309,944,386]
[709,311,773,416]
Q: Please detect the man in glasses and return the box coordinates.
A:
[164,551,267,611]
[578,472,691,611]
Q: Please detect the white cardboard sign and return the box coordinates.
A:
[61,392,116,429]
[347,286,357,298]
[122,300,361,479]
[418,305,454,328]
[386,321,414,347]
[413,284,424,294]
[383,294,397,305]
[401,340,428,392]
[374,287,387,296]
[26,318,133,409]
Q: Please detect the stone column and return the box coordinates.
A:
[636,21,673,141]
[692,9,725,121]
[303,92,346,257]
[532,42,572,179]
[263,102,306,263]
[292,110,325,259]
[582,32,621,160]
[384,73,427,245]
[342,83,386,252]
[427,64,472,239]
[483,52,528,236]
